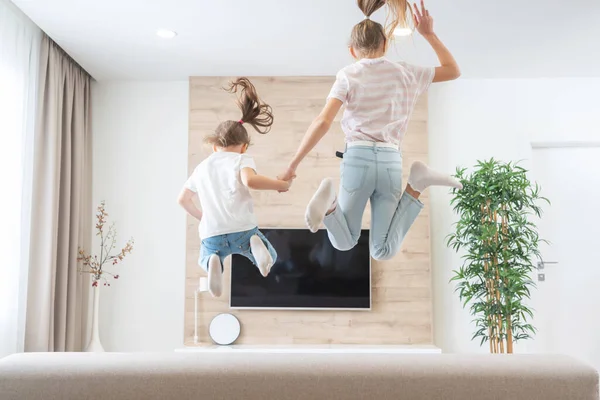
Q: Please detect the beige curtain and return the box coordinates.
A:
[24,34,92,352]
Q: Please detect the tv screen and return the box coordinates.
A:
[230,229,371,310]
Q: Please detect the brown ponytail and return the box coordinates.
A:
[350,0,412,56]
[204,77,274,147]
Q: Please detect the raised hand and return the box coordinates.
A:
[412,0,434,36]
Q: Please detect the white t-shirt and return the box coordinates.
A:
[328,57,434,148]
[184,152,258,239]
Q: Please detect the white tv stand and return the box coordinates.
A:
[176,344,441,354]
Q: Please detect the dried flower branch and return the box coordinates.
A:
[78,201,134,287]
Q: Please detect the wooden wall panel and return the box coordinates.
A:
[186,76,431,345]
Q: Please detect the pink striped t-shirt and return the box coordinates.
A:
[328,57,434,148]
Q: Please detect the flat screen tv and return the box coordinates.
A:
[230,228,371,310]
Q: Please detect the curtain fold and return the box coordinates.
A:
[24,34,92,352]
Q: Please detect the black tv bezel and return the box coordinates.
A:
[229,228,372,311]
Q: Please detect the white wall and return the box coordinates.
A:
[429,78,600,353]
[92,81,189,351]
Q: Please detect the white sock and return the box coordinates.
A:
[407,161,463,193]
[305,178,336,233]
[207,255,223,297]
[250,235,273,277]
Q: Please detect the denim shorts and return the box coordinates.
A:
[199,227,277,272]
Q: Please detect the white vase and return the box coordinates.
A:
[85,285,105,352]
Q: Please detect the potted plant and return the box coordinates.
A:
[447,159,548,353]
[77,201,134,352]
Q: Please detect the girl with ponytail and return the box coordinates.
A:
[280,0,462,260]
[178,78,291,297]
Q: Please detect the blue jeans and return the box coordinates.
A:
[199,227,277,272]
[323,144,423,261]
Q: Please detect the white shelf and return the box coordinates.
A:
[175,344,441,354]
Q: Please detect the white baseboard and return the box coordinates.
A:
[175,344,441,354]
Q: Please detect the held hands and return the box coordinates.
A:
[277,177,294,193]
[278,166,297,183]
[277,166,297,193]
[412,0,434,36]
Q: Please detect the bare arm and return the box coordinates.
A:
[413,1,460,82]
[177,188,203,221]
[281,98,343,180]
[427,34,460,82]
[241,168,291,192]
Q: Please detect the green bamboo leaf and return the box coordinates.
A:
[447,158,546,352]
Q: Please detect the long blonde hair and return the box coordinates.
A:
[350,0,412,56]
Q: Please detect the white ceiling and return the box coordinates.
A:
[12,0,600,81]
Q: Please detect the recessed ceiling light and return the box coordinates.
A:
[156,29,177,39]
[394,27,413,37]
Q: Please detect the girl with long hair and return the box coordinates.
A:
[279,0,462,260]
[179,78,291,296]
